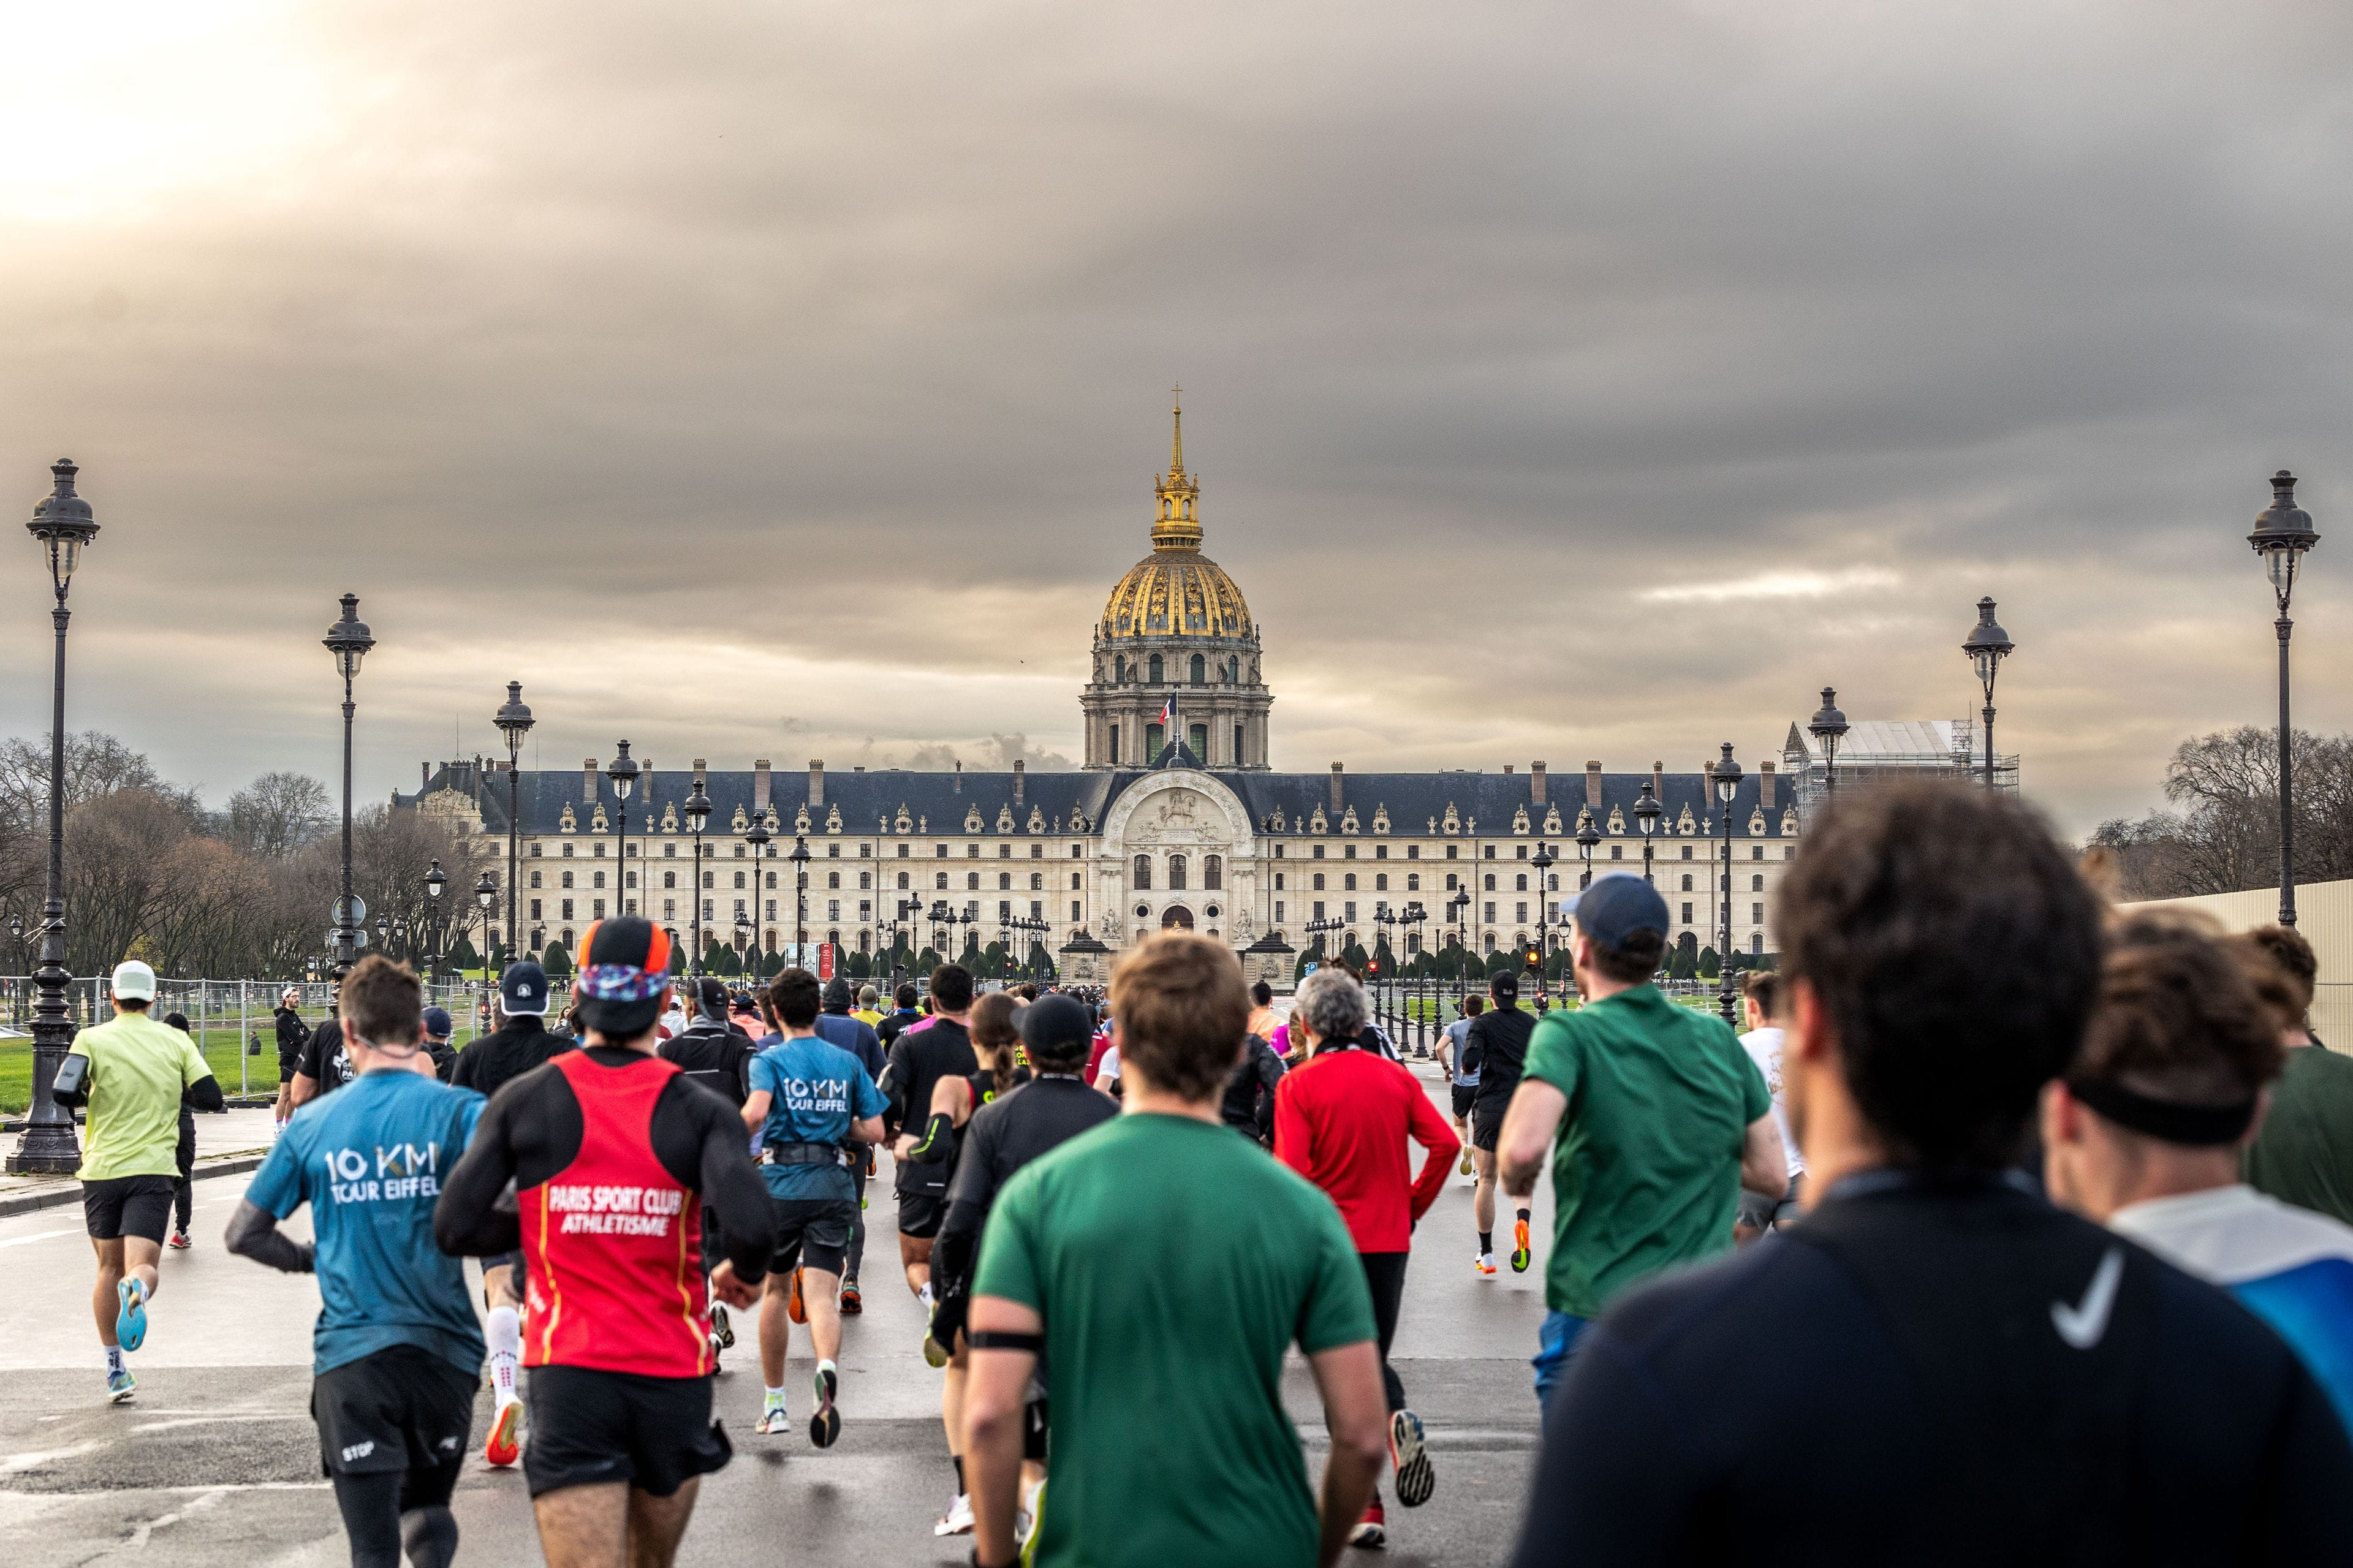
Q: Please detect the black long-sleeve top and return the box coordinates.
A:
[433,1045,775,1284]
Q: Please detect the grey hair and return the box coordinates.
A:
[1294,966,1368,1045]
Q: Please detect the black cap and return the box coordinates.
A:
[1020,993,1094,1063]
[501,960,551,1017]
[1490,971,1519,1001]
[824,977,854,1009]
[693,975,730,1021]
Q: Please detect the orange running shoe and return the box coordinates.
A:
[483,1398,523,1467]
[1511,1218,1532,1273]
[787,1267,808,1324]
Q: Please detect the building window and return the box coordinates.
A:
[1313,845,1325,860]
[1610,845,1623,860]
[530,870,543,888]
[1190,653,1205,686]
[1233,724,1244,760]
[1313,873,1325,890]
[1515,874,1527,892]
[561,899,575,920]
[936,871,949,889]
[1517,902,1528,922]
[1275,900,1286,922]
[1134,854,1152,890]
[1169,855,1188,890]
[896,871,909,889]
[1406,873,1419,891]
[859,871,871,888]
[1444,873,1457,891]
[1069,871,1081,890]
[1483,874,1495,891]
[562,843,574,858]
[1752,902,1765,924]
[1751,874,1765,892]
[594,843,607,858]
[1517,844,1528,860]
[968,872,980,890]
[1343,873,1357,891]
[968,844,980,858]
[1484,846,1496,859]
[1148,653,1163,683]
[1681,874,1693,892]
[827,871,840,889]
[1483,902,1495,922]
[1752,846,1765,861]
[561,871,575,889]
[1313,901,1325,919]
[663,843,676,858]
[1274,872,1286,890]
[1752,933,1764,954]
[1681,902,1693,924]
[593,871,607,890]
[830,900,843,920]
[531,843,543,858]
[662,899,675,920]
[767,900,778,920]
[1786,847,1796,860]
[1344,902,1357,922]
[530,899,542,920]
[1071,901,1082,921]
[733,871,746,889]
[1109,724,1119,758]
[1344,845,1357,860]
[998,872,1011,890]
[702,900,713,920]
[702,870,713,888]
[1375,873,1388,891]
[1203,855,1221,889]
[661,871,675,889]
[733,846,745,858]
[1681,846,1692,861]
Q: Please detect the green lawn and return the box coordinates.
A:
[0,1026,485,1114]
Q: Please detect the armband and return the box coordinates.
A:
[966,1330,1044,1354]
[51,1052,89,1108]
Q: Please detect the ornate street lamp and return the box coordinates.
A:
[606,741,640,917]
[1447,888,1471,986]
[1400,900,1428,1053]
[1808,686,1849,799]
[1712,743,1743,1025]
[494,682,533,966]
[683,762,711,974]
[744,811,772,977]
[476,871,498,989]
[1575,808,1601,892]
[2250,470,2320,928]
[1530,841,1556,1003]
[423,858,445,981]
[1961,598,2013,791]
[787,831,809,972]
[324,593,375,983]
[1634,781,1661,886]
[9,459,100,1174]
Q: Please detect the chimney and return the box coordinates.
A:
[1531,761,1547,805]
[1330,762,1344,815]
[1014,759,1026,805]
[1505,763,1514,775]
[422,761,430,788]
[809,759,824,808]
[1760,761,1776,809]
[754,759,771,814]
[1584,760,1602,808]
[583,759,597,803]
[954,760,963,793]
[1652,760,1664,801]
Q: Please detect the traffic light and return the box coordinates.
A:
[1368,959,1379,977]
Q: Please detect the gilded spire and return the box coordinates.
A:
[1152,390,1202,551]
[1170,385,1184,476]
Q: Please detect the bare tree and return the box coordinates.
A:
[227,771,333,859]
[2093,725,2353,899]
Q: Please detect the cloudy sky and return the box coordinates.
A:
[2,1,2350,836]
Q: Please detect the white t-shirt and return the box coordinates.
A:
[1738,1025,1803,1179]
[1096,1045,1121,1085]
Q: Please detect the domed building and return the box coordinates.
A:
[1081,400,1272,768]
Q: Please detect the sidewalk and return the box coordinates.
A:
[0,1107,278,1218]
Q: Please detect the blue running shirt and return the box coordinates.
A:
[749,1035,887,1203]
[247,1067,487,1377]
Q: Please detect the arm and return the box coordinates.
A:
[848,1114,885,1145]
[288,1071,320,1108]
[1499,1078,1568,1201]
[899,1076,968,1163]
[1252,1046,1284,1144]
[51,1048,90,1110]
[1740,1113,1787,1197]
[1306,1341,1388,1568]
[224,1199,314,1273]
[186,1074,225,1113]
[694,1095,775,1287]
[740,1088,772,1133]
[1403,1077,1462,1225]
[434,1094,523,1257]
[965,1294,1044,1568]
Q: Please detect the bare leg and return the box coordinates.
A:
[532,1482,628,1568]
[900,1231,933,1298]
[759,1273,794,1387]
[90,1238,124,1346]
[1472,1148,1497,1238]
[803,1268,843,1365]
[625,1481,699,1568]
[942,1340,968,1462]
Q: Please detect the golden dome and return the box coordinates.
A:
[1099,398,1255,642]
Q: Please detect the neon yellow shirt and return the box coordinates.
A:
[851,1009,883,1027]
[68,1012,212,1181]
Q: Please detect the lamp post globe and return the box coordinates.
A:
[2249,471,2320,925]
[323,594,375,983]
[1634,781,1661,886]
[8,460,100,1173]
[1711,744,1743,1024]
[1575,809,1601,890]
[423,859,445,980]
[1808,686,1849,798]
[1961,598,2013,791]
[605,741,640,917]
[476,871,498,991]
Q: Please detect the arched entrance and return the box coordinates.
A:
[1160,904,1195,931]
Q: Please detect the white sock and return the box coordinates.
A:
[105,1346,126,1376]
[919,1281,936,1310]
[488,1306,520,1403]
[765,1384,787,1406]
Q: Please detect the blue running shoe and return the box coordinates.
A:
[106,1368,135,1404]
[116,1278,148,1353]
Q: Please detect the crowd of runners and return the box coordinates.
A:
[39,779,2353,1566]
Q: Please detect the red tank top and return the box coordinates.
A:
[519,1051,711,1376]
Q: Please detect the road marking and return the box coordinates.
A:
[131,1415,305,1434]
[0,1439,102,1474]
[0,1227,82,1249]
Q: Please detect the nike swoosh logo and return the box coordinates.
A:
[2051,1244,2126,1350]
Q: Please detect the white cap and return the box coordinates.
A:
[111,960,157,1002]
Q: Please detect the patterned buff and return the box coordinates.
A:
[576,920,675,1001]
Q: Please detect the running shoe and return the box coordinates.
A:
[923,1308,950,1369]
[1390,1410,1433,1507]
[1474,1252,1497,1277]
[1511,1218,1532,1274]
[838,1278,862,1316]
[809,1365,840,1449]
[1457,1148,1472,1176]
[711,1298,735,1349]
[934,1493,975,1536]
[757,1397,792,1436]
[483,1398,523,1466]
[167,1230,191,1251]
[1347,1495,1387,1549]
[1020,1477,1045,1563]
[787,1268,807,1325]
[115,1278,148,1353]
[105,1368,135,1404]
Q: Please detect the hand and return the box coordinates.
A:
[930,1289,968,1352]
[709,1260,762,1309]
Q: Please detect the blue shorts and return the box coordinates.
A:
[1533,1310,1590,1409]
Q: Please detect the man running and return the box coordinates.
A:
[420,1007,458,1082]
[1246,980,1281,1043]
[738,968,885,1445]
[660,976,760,1362]
[227,956,485,1568]
[1277,967,1459,1547]
[1220,1026,1286,1147]
[883,964,979,1338]
[273,985,310,1140]
[814,977,888,1312]
[963,934,1387,1568]
[1510,783,2353,1564]
[876,983,923,1050]
[1436,995,1483,1182]
[1464,972,1534,1275]
[162,1011,201,1251]
[853,985,884,1028]
[436,918,772,1568]
[449,959,576,1465]
[52,960,224,1402]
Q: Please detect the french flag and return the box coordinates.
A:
[1157,694,1175,730]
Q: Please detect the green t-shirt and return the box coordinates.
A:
[68,1012,213,1182]
[973,1112,1376,1568]
[2243,1045,2353,1227]
[1521,984,1768,1319]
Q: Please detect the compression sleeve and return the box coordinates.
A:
[224,1198,315,1273]
[187,1074,225,1113]
[907,1111,958,1165]
[692,1094,775,1285]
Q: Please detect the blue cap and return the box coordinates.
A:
[422,1006,453,1039]
[1561,873,1671,949]
[501,960,551,1017]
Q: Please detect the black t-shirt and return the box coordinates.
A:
[433,1045,775,1282]
[876,1008,922,1048]
[1220,1035,1286,1142]
[884,1019,979,1194]
[295,1018,352,1096]
[1465,1007,1535,1108]
[450,1017,574,1100]
[942,1075,1118,1238]
[1512,1176,2353,1567]
[659,1022,758,1108]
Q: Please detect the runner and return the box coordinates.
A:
[1464,973,1534,1275]
[2239,923,2353,1225]
[50,960,224,1402]
[289,983,354,1107]
[1246,980,1281,1043]
[882,964,979,1340]
[434,918,773,1568]
[225,955,485,1568]
[928,992,1118,1547]
[738,967,886,1445]
[448,959,577,1466]
[2047,914,2353,1434]
[1219,1025,1286,1146]
[161,1012,200,1251]
[1735,972,1803,1240]
[1510,782,2353,1564]
[272,985,310,1140]
[1276,967,1459,1546]
[902,991,1030,1532]
[659,976,761,1362]
[1436,995,1483,1181]
[876,983,923,1050]
[963,933,1387,1568]
[853,985,885,1028]
[814,977,889,1314]
[419,1006,458,1081]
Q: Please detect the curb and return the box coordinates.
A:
[0,1153,267,1221]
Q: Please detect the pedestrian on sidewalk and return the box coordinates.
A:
[161,1011,199,1251]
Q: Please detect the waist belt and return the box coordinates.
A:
[760,1142,842,1167]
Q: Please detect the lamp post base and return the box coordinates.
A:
[7,1121,81,1174]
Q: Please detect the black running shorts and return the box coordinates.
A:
[1471,1099,1508,1153]
[769,1196,855,1277]
[1450,1084,1479,1120]
[896,1189,946,1240]
[82,1175,175,1244]
[523,1366,730,1499]
[1024,1396,1050,1462]
[311,1344,477,1484]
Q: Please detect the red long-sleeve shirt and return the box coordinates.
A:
[1274,1046,1460,1254]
